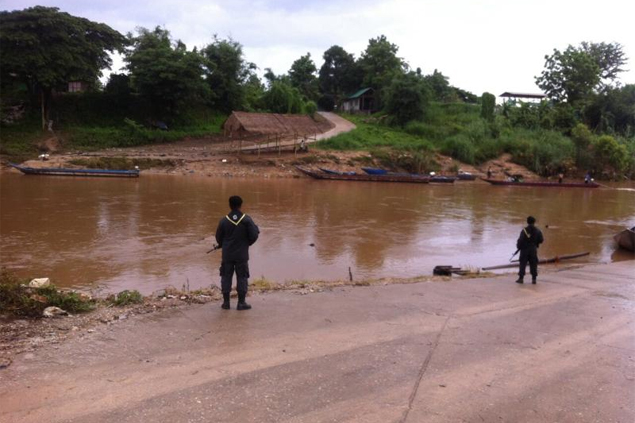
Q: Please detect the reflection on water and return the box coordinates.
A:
[1,173,633,293]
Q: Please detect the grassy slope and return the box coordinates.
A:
[317,103,578,176]
[0,112,226,161]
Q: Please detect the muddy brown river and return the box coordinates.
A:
[1,172,633,294]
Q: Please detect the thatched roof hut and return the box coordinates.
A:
[223,111,331,138]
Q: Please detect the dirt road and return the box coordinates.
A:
[1,261,633,422]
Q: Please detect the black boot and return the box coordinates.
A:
[221,293,230,310]
[532,278,537,284]
[237,292,251,310]
[515,278,524,284]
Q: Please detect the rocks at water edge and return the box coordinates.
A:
[28,278,51,288]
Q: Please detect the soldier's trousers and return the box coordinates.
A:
[220,260,250,294]
[518,249,538,279]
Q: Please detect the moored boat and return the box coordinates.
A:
[457,172,476,181]
[296,166,429,184]
[10,163,140,178]
[614,227,635,252]
[362,167,455,183]
[481,178,599,188]
[318,167,357,176]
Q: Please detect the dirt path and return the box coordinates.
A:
[0,261,632,423]
[239,111,356,152]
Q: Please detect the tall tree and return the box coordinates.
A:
[318,45,361,102]
[125,27,209,119]
[535,42,627,104]
[384,71,431,125]
[288,53,319,101]
[424,69,453,102]
[0,6,126,128]
[358,35,406,108]
[202,36,255,113]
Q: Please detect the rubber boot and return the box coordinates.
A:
[221,293,230,310]
[515,278,524,284]
[237,292,251,310]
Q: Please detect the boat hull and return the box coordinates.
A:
[297,166,429,184]
[614,229,635,252]
[10,164,140,178]
[481,178,599,188]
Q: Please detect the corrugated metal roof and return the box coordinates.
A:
[500,92,546,99]
[346,88,373,100]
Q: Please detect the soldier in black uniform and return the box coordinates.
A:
[215,196,260,310]
[516,216,544,284]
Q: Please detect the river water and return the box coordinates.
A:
[1,173,633,293]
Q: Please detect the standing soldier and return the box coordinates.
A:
[516,216,544,284]
[215,196,260,310]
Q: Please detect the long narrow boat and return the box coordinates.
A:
[482,252,590,271]
[318,167,357,176]
[457,172,477,181]
[481,178,599,188]
[361,167,455,183]
[10,163,140,178]
[614,228,635,252]
[296,166,430,184]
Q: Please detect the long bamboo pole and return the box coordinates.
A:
[482,252,590,271]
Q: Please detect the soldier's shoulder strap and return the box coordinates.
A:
[226,213,247,226]
[522,228,531,238]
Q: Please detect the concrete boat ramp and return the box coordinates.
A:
[1,261,633,422]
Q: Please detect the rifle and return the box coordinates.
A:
[509,249,519,262]
[206,244,220,254]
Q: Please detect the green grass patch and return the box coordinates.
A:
[0,269,95,317]
[108,290,143,306]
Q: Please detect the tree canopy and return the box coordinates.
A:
[288,53,319,102]
[125,27,210,119]
[0,6,126,127]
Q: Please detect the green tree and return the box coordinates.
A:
[536,42,627,104]
[424,69,453,102]
[358,35,406,108]
[571,123,594,166]
[202,36,255,113]
[104,73,131,97]
[125,27,210,119]
[243,74,265,111]
[384,72,431,126]
[480,92,496,121]
[288,53,319,102]
[0,6,126,128]
[262,81,304,114]
[318,45,361,102]
[593,135,629,173]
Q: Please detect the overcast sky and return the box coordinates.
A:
[3,0,634,95]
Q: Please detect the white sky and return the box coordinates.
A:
[3,0,634,95]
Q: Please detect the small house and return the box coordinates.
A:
[500,92,546,103]
[67,81,88,93]
[341,88,375,114]
[223,111,331,138]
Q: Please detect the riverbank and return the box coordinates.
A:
[0,261,632,422]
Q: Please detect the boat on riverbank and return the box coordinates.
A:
[318,167,357,176]
[296,166,430,184]
[10,163,140,178]
[481,178,599,188]
[361,167,455,183]
[614,227,635,252]
[457,171,477,181]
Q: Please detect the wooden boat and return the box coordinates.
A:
[362,167,454,183]
[457,172,476,181]
[481,178,599,188]
[10,163,140,178]
[296,166,429,184]
[318,167,356,176]
[614,228,635,252]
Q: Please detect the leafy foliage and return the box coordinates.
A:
[480,92,496,122]
[358,35,406,107]
[318,45,361,102]
[384,72,431,126]
[262,81,304,114]
[289,53,319,101]
[202,36,256,113]
[125,27,210,120]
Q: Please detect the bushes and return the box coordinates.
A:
[442,135,475,164]
[108,290,143,306]
[0,269,94,317]
[593,135,629,173]
[480,92,495,121]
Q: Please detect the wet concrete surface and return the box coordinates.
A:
[0,261,633,422]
